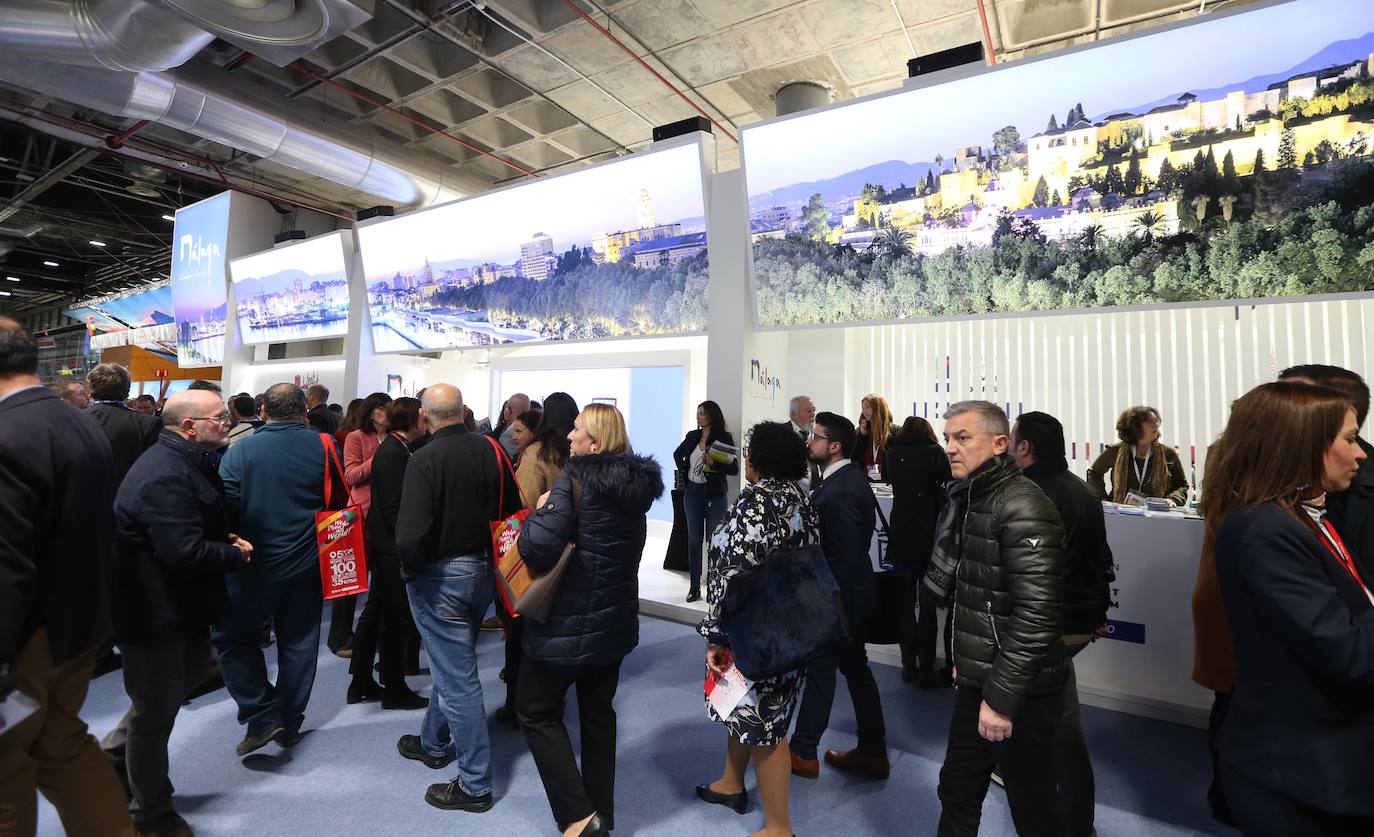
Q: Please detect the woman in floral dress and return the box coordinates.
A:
[696,420,820,837]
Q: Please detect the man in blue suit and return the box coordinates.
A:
[790,411,889,779]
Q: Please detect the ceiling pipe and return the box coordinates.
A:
[975,0,999,65]
[0,55,488,207]
[0,0,215,72]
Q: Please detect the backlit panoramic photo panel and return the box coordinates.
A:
[357,137,710,352]
[741,0,1374,327]
[229,231,352,345]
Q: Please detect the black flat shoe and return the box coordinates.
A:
[685,589,701,603]
[381,689,429,710]
[493,705,520,728]
[578,813,610,836]
[695,783,747,814]
[346,679,385,704]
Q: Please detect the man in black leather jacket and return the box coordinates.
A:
[935,401,1068,837]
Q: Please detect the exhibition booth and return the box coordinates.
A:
[157,0,1374,729]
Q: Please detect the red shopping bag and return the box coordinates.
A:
[483,435,531,614]
[317,435,369,600]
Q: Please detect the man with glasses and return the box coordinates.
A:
[215,384,347,758]
[791,412,889,780]
[101,390,253,836]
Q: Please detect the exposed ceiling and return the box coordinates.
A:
[0,0,1264,320]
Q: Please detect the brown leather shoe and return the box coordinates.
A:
[824,747,890,780]
[789,749,819,778]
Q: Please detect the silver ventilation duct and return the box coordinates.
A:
[0,0,214,72]
[0,0,486,207]
[0,55,484,207]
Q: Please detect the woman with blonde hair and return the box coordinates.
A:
[1087,405,1188,506]
[854,393,896,481]
[1199,381,1374,835]
[516,402,663,836]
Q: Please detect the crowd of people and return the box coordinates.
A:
[3,307,1373,836]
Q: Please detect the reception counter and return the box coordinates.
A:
[641,494,1211,728]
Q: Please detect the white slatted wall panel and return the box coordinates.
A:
[843,297,1374,487]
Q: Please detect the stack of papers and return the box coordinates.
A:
[708,441,738,466]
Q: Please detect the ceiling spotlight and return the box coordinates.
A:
[161,214,176,221]
[0,290,11,296]
[43,260,58,267]
[89,240,107,247]
[4,276,17,282]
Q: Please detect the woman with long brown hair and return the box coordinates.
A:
[854,393,896,481]
[1087,405,1188,505]
[1198,381,1374,836]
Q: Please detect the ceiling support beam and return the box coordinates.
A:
[0,147,98,224]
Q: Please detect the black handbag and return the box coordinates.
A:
[718,542,850,681]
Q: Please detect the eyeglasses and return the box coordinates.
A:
[807,430,833,442]
[191,413,232,425]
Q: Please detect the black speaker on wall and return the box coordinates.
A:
[653,116,712,142]
[908,42,984,78]
[274,230,307,245]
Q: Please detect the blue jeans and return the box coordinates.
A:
[406,553,494,796]
[683,482,727,591]
[212,567,322,737]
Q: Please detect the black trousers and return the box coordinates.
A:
[1056,650,1094,837]
[791,628,887,760]
[349,550,406,689]
[1222,762,1374,837]
[913,584,954,676]
[516,656,622,830]
[327,595,355,652]
[1206,690,1236,827]
[938,685,1065,837]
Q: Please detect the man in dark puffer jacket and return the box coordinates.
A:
[934,401,1068,837]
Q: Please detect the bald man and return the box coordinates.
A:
[396,383,520,813]
[102,390,252,835]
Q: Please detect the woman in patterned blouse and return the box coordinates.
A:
[695,420,820,837]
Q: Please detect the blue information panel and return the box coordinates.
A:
[171,192,232,367]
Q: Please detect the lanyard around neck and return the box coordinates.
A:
[1315,518,1373,604]
[1132,447,1152,488]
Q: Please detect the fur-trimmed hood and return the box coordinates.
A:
[564,451,664,515]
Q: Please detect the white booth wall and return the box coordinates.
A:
[818,294,1374,485]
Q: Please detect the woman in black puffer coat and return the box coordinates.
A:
[516,403,663,837]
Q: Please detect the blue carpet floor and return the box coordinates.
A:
[39,612,1232,836]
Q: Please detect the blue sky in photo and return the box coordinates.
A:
[357,139,707,283]
[743,0,1374,196]
[230,232,350,296]
[65,284,174,331]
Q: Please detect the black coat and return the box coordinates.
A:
[397,424,520,580]
[884,437,949,568]
[518,452,663,667]
[951,454,1068,716]
[852,426,897,481]
[307,403,340,435]
[672,428,739,496]
[0,388,116,667]
[1023,457,1115,635]
[1214,502,1374,816]
[86,401,162,488]
[369,433,414,559]
[810,462,878,626]
[111,431,243,644]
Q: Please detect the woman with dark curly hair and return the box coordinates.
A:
[695,421,819,837]
[1087,405,1189,506]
